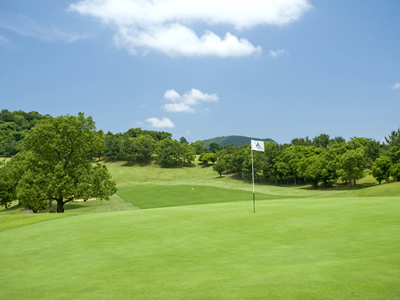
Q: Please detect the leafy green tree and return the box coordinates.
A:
[347,137,381,168]
[372,155,392,184]
[212,158,226,177]
[136,135,157,163]
[179,136,188,144]
[120,137,137,163]
[261,142,281,184]
[338,148,366,187]
[209,142,221,153]
[125,127,143,138]
[313,134,330,148]
[331,136,346,144]
[17,113,117,213]
[199,153,216,167]
[104,132,122,161]
[230,146,247,177]
[0,110,45,156]
[323,143,346,189]
[182,143,196,166]
[0,164,16,209]
[390,162,400,182]
[298,155,324,188]
[291,136,312,146]
[157,139,184,167]
[191,140,207,155]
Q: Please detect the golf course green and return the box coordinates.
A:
[1,163,399,299]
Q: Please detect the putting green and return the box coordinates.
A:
[1,196,399,299]
[116,184,298,209]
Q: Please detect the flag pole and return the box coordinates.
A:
[252,147,255,213]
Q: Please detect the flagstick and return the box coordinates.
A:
[252,148,255,213]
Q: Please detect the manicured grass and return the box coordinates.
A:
[116,184,294,209]
[2,161,400,299]
[0,197,399,299]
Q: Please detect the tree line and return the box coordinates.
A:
[1,110,400,212]
[211,133,400,188]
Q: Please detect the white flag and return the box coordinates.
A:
[251,140,265,152]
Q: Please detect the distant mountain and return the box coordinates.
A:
[202,135,275,148]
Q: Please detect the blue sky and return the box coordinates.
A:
[0,0,399,144]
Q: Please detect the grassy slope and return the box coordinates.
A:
[1,162,400,299]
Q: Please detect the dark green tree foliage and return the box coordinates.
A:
[291,136,312,146]
[323,143,346,189]
[372,155,392,184]
[390,162,400,182]
[104,132,122,161]
[182,143,196,166]
[0,162,16,209]
[191,140,207,154]
[261,142,282,185]
[199,153,217,167]
[119,135,157,163]
[313,134,330,148]
[212,158,226,177]
[385,129,400,164]
[179,136,188,144]
[338,148,366,187]
[124,127,172,141]
[0,109,45,156]
[157,139,191,167]
[17,113,117,213]
[209,142,221,153]
[347,137,381,168]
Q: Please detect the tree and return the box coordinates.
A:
[120,137,137,163]
[191,140,207,155]
[157,139,184,167]
[323,143,346,189]
[313,134,330,148]
[291,136,312,146]
[372,155,392,184]
[182,144,196,166]
[338,148,366,187]
[212,158,226,177]
[390,162,400,182]
[298,155,324,188]
[0,164,16,209]
[199,153,216,167]
[209,142,221,153]
[104,132,122,161]
[179,136,188,144]
[17,113,117,213]
[261,142,281,185]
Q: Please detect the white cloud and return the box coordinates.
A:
[0,13,87,43]
[163,88,219,112]
[391,83,400,90]
[268,49,289,58]
[146,117,175,128]
[115,24,261,57]
[70,0,311,57]
[164,103,195,113]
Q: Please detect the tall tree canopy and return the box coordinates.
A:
[17,113,117,213]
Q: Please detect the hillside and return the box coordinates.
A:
[202,135,275,148]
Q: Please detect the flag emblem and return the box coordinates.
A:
[251,140,265,152]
